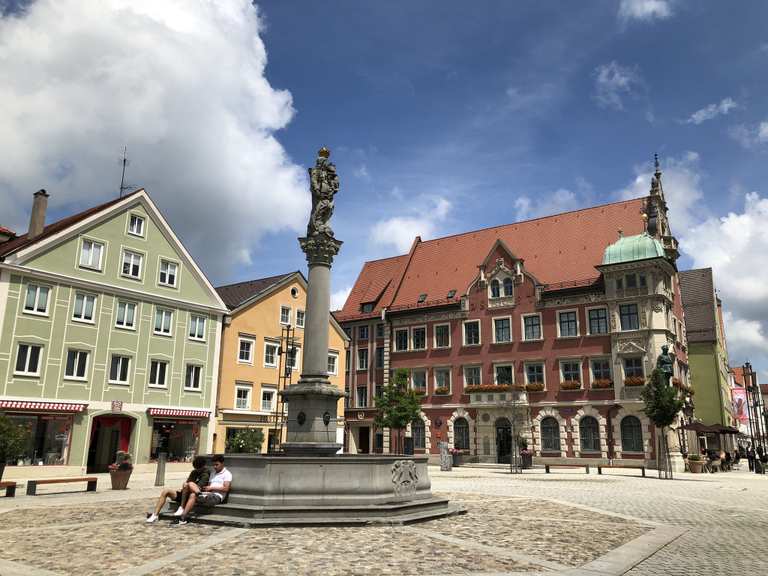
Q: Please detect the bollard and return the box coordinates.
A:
[154,452,167,487]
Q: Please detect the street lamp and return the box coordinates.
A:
[743,362,765,474]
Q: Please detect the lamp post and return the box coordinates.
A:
[743,362,765,474]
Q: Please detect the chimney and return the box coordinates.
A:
[28,189,49,239]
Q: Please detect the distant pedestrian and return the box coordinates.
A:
[747,445,755,471]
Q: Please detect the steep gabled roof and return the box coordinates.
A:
[338,197,647,321]
[216,273,295,310]
[679,268,717,343]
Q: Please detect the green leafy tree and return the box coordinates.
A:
[374,368,422,454]
[226,428,265,453]
[641,368,684,479]
[0,415,30,467]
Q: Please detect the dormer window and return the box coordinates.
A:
[361,303,374,314]
[417,293,427,303]
[447,289,456,299]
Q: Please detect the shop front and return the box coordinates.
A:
[86,414,135,473]
[147,408,210,463]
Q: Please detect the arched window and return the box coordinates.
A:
[579,416,600,452]
[453,417,470,450]
[540,416,561,451]
[621,416,643,453]
[412,419,425,450]
[503,277,514,297]
[490,279,500,298]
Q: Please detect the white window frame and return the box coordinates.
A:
[115,301,137,330]
[127,213,145,237]
[411,325,427,351]
[23,284,50,316]
[494,362,515,386]
[121,249,144,280]
[462,319,481,347]
[79,238,104,271]
[184,364,203,391]
[64,349,89,381]
[14,343,43,376]
[521,313,543,341]
[108,354,131,385]
[158,258,179,288]
[285,346,301,370]
[375,323,384,339]
[235,383,252,411]
[153,308,174,336]
[148,359,169,388]
[188,314,206,341]
[619,302,641,332]
[411,368,427,391]
[589,356,613,384]
[463,364,482,388]
[433,323,451,349]
[72,292,97,324]
[358,325,369,340]
[492,315,513,343]
[357,347,369,371]
[586,306,609,336]
[296,309,305,328]
[393,328,409,352]
[559,359,583,386]
[523,361,546,389]
[263,341,279,368]
[327,351,339,375]
[556,309,580,338]
[238,337,255,364]
[280,305,291,326]
[261,387,277,412]
[434,366,452,394]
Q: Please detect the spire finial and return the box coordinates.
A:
[654,153,661,177]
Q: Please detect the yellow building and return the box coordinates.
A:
[213,272,348,453]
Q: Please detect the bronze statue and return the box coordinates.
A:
[307,147,339,238]
[656,344,674,386]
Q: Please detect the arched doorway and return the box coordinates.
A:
[495,417,512,464]
[87,415,135,473]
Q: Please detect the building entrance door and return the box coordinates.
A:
[87,415,134,472]
[495,418,512,464]
[358,426,370,454]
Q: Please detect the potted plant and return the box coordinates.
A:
[0,415,30,481]
[526,382,545,392]
[434,386,450,395]
[108,451,133,489]
[450,447,462,467]
[592,379,613,389]
[624,376,646,387]
[226,428,265,453]
[687,454,703,473]
[560,380,582,391]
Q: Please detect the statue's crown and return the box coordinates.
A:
[318,147,330,158]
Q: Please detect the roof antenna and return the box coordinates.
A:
[119,145,131,198]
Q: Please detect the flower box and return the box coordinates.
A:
[591,379,614,389]
[465,384,511,393]
[560,380,582,391]
[434,386,450,395]
[414,390,426,397]
[525,382,545,392]
[624,376,646,387]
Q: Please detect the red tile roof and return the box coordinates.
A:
[338,197,647,321]
[731,367,744,386]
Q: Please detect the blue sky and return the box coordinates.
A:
[1,0,767,374]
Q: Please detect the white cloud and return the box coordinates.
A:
[729,120,768,149]
[514,188,579,221]
[593,61,642,110]
[618,0,673,23]
[505,84,556,112]
[686,98,737,125]
[370,196,452,253]
[0,0,308,280]
[331,286,353,311]
[353,164,370,180]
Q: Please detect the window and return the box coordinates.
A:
[495,364,513,385]
[463,320,480,346]
[580,416,600,452]
[523,314,541,340]
[621,416,643,452]
[624,357,644,378]
[358,325,369,340]
[128,214,145,236]
[541,417,561,451]
[264,342,278,367]
[616,277,623,290]
[619,304,639,331]
[286,346,299,370]
[418,293,427,303]
[375,346,384,368]
[376,323,384,339]
[490,279,501,298]
[503,277,514,297]
[356,385,368,408]
[560,360,581,383]
[79,239,104,270]
[261,388,276,412]
[280,306,291,325]
[639,274,647,288]
[343,327,352,339]
[345,351,351,372]
[357,348,368,371]
[24,284,49,315]
[625,274,637,289]
[64,349,88,380]
[591,359,612,381]
[525,362,545,386]
[447,289,457,299]
[235,385,251,410]
[411,326,426,350]
[361,303,374,314]
[149,360,168,387]
[394,328,409,351]
[558,311,578,337]
[159,260,178,287]
[109,355,130,384]
[412,420,426,449]
[296,310,305,328]
[15,343,42,375]
[238,338,254,363]
[434,324,450,348]
[115,301,136,329]
[434,367,451,393]
[453,417,469,450]
[154,308,173,335]
[327,353,338,375]
[464,365,481,387]
[588,308,608,335]
[189,315,206,341]
[412,369,427,391]
[121,250,143,279]
[185,364,202,390]
[72,293,97,322]
[493,317,511,343]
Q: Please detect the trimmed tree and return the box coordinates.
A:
[226,427,265,453]
[0,415,30,478]
[641,367,684,479]
[374,368,422,454]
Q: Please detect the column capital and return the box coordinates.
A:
[299,234,343,267]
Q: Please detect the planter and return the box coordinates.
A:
[526,383,545,392]
[560,380,582,391]
[624,377,646,387]
[591,379,613,390]
[109,470,132,490]
[687,459,703,473]
[452,453,462,467]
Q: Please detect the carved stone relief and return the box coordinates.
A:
[392,460,418,496]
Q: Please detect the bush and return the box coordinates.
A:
[687,454,701,461]
[0,415,30,464]
[226,428,265,453]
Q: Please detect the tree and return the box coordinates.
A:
[374,368,422,454]
[0,415,30,471]
[641,367,684,479]
[226,428,265,453]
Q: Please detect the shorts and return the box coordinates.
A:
[196,492,223,507]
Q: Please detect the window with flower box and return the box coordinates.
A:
[494,364,514,386]
[463,365,481,388]
[434,367,451,394]
[559,360,581,389]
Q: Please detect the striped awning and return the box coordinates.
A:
[147,407,210,418]
[0,400,87,412]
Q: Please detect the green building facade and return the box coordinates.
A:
[0,189,227,477]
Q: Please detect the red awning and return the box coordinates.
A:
[0,400,87,412]
[147,407,210,418]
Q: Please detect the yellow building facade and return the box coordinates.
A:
[213,272,347,453]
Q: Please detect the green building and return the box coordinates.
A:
[679,268,734,431]
[0,189,227,478]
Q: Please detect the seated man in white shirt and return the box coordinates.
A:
[175,454,232,525]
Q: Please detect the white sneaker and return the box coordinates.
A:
[173,507,184,517]
[146,514,158,523]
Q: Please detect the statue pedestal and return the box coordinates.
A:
[280,376,344,456]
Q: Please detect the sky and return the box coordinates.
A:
[0,0,767,376]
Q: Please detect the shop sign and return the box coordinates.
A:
[111,400,123,413]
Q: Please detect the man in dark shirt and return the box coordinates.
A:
[146,456,210,523]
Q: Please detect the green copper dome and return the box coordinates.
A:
[602,233,665,265]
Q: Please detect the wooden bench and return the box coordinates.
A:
[0,481,17,497]
[544,464,590,474]
[26,477,97,496]
[597,464,646,477]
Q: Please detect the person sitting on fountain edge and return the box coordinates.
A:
[173,454,232,525]
[146,455,210,524]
